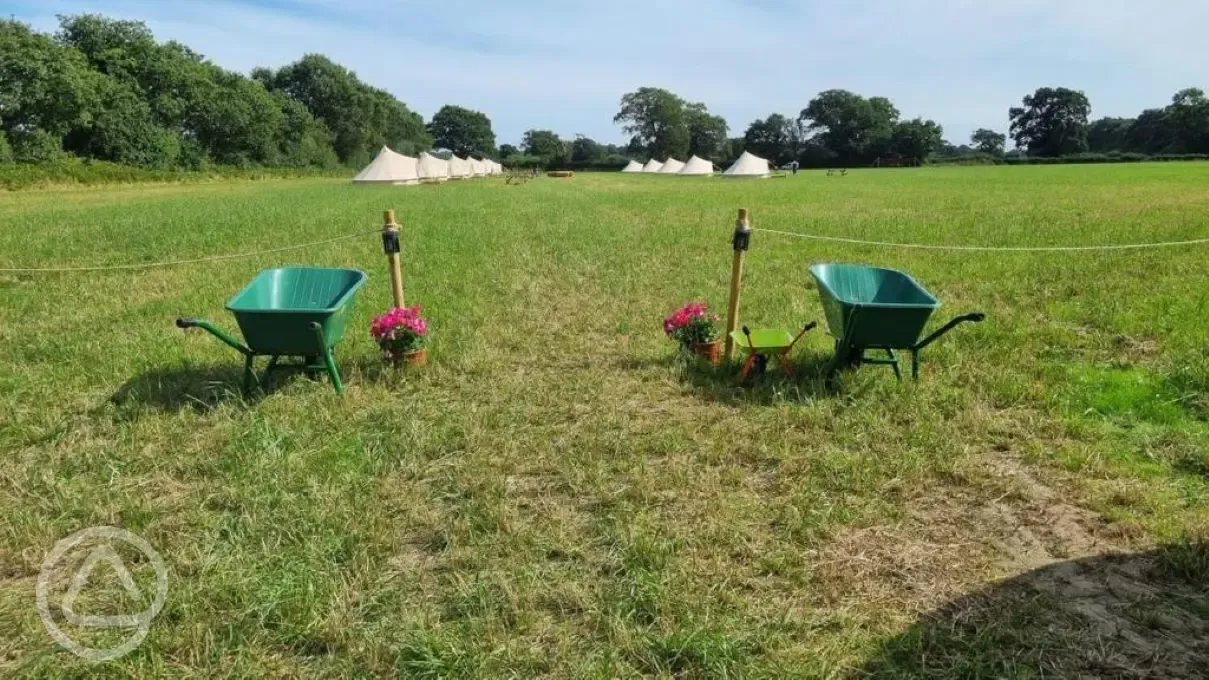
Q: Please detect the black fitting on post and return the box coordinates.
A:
[381,229,400,255]
[732,226,751,252]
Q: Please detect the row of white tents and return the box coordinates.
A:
[621,151,772,178]
[353,146,503,185]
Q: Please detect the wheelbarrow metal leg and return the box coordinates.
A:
[309,322,343,394]
[739,352,758,378]
[911,350,919,381]
[886,349,901,382]
[778,351,795,377]
[242,353,257,394]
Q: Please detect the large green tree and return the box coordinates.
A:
[1085,118,1132,153]
[799,89,899,164]
[970,128,1006,155]
[1125,109,1173,154]
[1008,87,1091,156]
[743,113,814,164]
[522,129,567,165]
[267,54,429,165]
[0,20,98,141]
[889,118,943,160]
[685,102,727,159]
[1166,88,1209,153]
[570,135,604,162]
[743,114,791,163]
[428,105,495,157]
[614,87,690,159]
[64,78,177,166]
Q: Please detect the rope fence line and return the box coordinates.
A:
[0,228,381,273]
[751,227,1209,252]
[7,221,1209,273]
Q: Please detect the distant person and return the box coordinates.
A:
[791,160,799,175]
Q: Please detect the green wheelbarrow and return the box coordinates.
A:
[809,263,984,381]
[177,267,367,394]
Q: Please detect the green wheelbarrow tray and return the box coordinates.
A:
[729,322,818,378]
[177,267,368,394]
[809,263,984,381]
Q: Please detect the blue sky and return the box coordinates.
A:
[7,0,1209,149]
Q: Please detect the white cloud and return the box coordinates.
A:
[13,0,1209,146]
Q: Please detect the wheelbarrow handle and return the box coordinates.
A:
[176,316,251,355]
[787,321,818,351]
[913,311,986,351]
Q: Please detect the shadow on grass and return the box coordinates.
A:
[112,363,251,414]
[855,545,1209,678]
[111,361,339,413]
[673,350,887,406]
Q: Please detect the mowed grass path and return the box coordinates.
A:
[2,165,1208,677]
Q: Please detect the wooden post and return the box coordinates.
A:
[724,208,751,361]
[382,209,405,308]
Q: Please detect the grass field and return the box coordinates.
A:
[2,165,1208,677]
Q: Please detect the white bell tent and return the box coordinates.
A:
[352,146,419,184]
[679,155,715,175]
[641,159,664,173]
[417,152,449,181]
[658,157,686,174]
[448,155,471,179]
[621,160,644,173]
[722,151,771,179]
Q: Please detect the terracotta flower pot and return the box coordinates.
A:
[389,347,428,367]
[693,340,722,365]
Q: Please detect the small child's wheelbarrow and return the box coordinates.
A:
[809,263,984,381]
[730,323,817,378]
[177,267,367,394]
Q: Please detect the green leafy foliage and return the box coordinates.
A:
[258,54,430,165]
[1,15,429,171]
[570,135,603,162]
[800,89,899,163]
[614,87,691,160]
[0,20,99,137]
[428,105,495,158]
[9,128,63,163]
[1009,87,1091,156]
[1087,118,1132,153]
[522,129,567,166]
[0,129,13,163]
[889,118,944,162]
[685,101,728,159]
[971,128,1006,155]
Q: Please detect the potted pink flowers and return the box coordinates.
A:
[663,302,722,364]
[370,305,429,366]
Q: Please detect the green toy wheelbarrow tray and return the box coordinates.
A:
[177,267,367,394]
[809,263,984,380]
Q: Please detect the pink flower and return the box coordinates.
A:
[371,305,430,346]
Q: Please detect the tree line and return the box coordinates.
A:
[0,15,498,169]
[587,85,1209,170]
